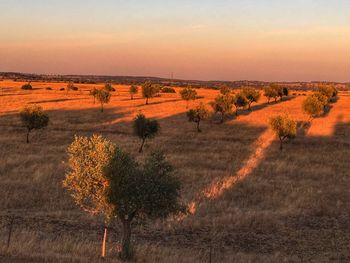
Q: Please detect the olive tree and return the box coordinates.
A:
[129,85,138,100]
[264,84,279,103]
[67,82,78,92]
[90,88,98,104]
[180,86,197,108]
[142,81,158,105]
[270,115,296,150]
[233,92,248,116]
[63,135,184,260]
[219,85,231,95]
[96,89,111,112]
[104,83,115,92]
[187,102,210,132]
[63,135,115,258]
[106,150,184,260]
[210,94,235,123]
[302,93,326,120]
[242,87,260,111]
[19,104,49,143]
[133,113,160,153]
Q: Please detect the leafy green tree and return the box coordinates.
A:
[187,102,210,132]
[96,89,111,112]
[89,88,98,104]
[133,113,160,153]
[180,86,197,108]
[64,135,185,260]
[219,85,231,95]
[264,85,279,103]
[63,135,117,259]
[210,94,235,123]
[106,150,184,260]
[242,87,260,110]
[142,81,158,105]
[129,85,138,100]
[233,92,248,116]
[302,93,325,119]
[19,104,49,143]
[270,115,297,150]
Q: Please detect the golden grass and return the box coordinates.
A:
[0,80,349,262]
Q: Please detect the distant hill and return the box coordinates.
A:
[1,72,349,90]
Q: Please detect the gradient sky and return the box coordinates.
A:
[1,0,350,81]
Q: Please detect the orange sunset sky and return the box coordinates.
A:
[1,1,350,81]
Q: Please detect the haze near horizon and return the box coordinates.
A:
[1,0,350,82]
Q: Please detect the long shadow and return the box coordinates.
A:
[28,98,89,104]
[136,98,182,107]
[238,96,297,116]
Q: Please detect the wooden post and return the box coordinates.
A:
[7,218,14,250]
[102,226,107,258]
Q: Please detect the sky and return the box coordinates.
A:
[1,0,350,81]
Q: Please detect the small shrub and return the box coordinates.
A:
[270,115,296,150]
[46,87,53,90]
[60,88,65,91]
[21,83,32,90]
[161,87,176,93]
[19,104,49,143]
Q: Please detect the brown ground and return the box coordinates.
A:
[0,80,349,262]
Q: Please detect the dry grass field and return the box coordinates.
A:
[0,80,349,262]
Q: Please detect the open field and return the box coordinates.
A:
[0,80,349,262]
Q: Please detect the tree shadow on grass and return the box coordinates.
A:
[28,98,89,104]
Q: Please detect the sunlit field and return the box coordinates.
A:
[1,80,349,262]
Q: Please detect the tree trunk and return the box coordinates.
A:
[26,129,30,144]
[146,97,149,105]
[101,103,104,112]
[139,138,146,153]
[248,102,252,111]
[235,107,238,116]
[120,219,132,260]
[279,137,283,150]
[101,226,107,258]
[220,112,224,123]
[196,121,201,132]
[131,94,133,100]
